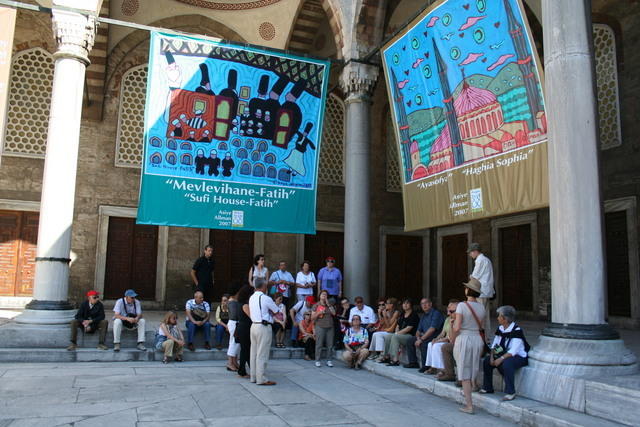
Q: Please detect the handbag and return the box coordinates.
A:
[464,301,490,356]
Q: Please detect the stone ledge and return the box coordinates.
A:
[341,352,626,427]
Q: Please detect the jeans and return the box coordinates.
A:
[291,324,300,343]
[406,335,431,366]
[482,355,528,394]
[186,320,211,344]
[215,324,227,345]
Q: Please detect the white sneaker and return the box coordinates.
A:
[326,360,333,367]
[315,361,321,367]
[502,393,517,401]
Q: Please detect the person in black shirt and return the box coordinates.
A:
[191,245,215,303]
[67,290,108,351]
[380,298,420,366]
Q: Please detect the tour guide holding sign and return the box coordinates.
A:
[317,257,342,299]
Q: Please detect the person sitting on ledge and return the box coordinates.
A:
[185,290,212,351]
[480,305,530,401]
[155,311,185,363]
[378,298,419,366]
[424,300,458,375]
[112,289,146,352]
[342,314,369,369]
[67,290,108,351]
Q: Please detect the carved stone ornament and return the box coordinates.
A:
[339,62,379,102]
[51,10,98,64]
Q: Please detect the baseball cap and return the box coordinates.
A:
[124,289,138,297]
[305,296,316,304]
[86,290,99,297]
[325,256,335,262]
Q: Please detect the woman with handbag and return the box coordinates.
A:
[156,311,185,364]
[342,314,369,369]
[453,277,487,414]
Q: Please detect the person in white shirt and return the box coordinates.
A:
[289,295,315,347]
[268,261,295,307]
[480,305,530,401]
[248,277,280,385]
[185,291,212,351]
[348,297,377,327]
[248,254,269,288]
[113,289,146,352]
[467,242,495,333]
[295,261,316,302]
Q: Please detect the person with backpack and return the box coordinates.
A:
[113,289,146,352]
[480,305,530,402]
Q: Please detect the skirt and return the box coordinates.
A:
[453,331,485,381]
[425,341,446,370]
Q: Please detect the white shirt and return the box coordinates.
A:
[185,299,210,312]
[269,270,295,297]
[295,271,316,296]
[113,298,142,318]
[348,305,377,325]
[291,300,311,322]
[249,291,279,323]
[490,322,527,358]
[471,253,495,298]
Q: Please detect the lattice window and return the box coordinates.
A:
[593,24,621,150]
[386,113,402,192]
[116,64,148,167]
[318,93,344,185]
[2,48,54,158]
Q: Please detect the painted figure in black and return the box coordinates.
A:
[239,75,270,137]
[195,63,215,96]
[219,69,239,121]
[207,149,220,176]
[199,130,211,142]
[195,148,207,175]
[283,122,315,177]
[263,76,288,138]
[221,152,235,177]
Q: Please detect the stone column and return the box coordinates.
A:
[521,0,637,410]
[16,10,98,324]
[339,62,378,302]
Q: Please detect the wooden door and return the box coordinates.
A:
[500,224,533,311]
[210,229,254,300]
[385,235,423,301]
[104,217,158,300]
[0,210,38,297]
[304,230,344,275]
[441,234,468,305]
[605,211,631,317]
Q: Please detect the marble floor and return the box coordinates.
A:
[0,359,517,427]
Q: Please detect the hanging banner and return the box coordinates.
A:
[382,0,547,231]
[0,6,17,164]
[138,32,330,234]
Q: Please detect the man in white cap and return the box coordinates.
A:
[113,289,146,352]
[467,243,495,333]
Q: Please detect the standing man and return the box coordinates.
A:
[191,245,215,303]
[404,297,444,370]
[268,261,295,307]
[468,242,495,334]
[113,289,146,352]
[249,277,279,385]
[317,256,342,299]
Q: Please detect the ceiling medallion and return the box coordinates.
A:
[173,0,283,11]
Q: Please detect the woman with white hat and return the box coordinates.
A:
[453,277,487,414]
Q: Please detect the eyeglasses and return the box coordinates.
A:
[304,313,311,316]
[90,296,99,299]
[448,310,455,314]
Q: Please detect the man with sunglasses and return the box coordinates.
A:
[67,290,108,351]
[317,256,342,299]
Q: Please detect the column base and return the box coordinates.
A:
[517,334,638,411]
[542,322,620,340]
[13,300,76,325]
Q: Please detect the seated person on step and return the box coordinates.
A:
[67,290,108,351]
[342,314,370,369]
[112,289,146,352]
[185,290,212,351]
[424,300,458,375]
[156,311,185,364]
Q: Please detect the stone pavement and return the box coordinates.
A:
[0,359,516,427]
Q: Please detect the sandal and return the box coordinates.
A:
[175,356,183,362]
[162,357,169,364]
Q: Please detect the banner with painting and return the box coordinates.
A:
[382,0,548,231]
[137,32,330,233]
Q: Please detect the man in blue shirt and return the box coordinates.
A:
[317,256,342,299]
[404,298,444,370]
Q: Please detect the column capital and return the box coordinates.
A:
[51,10,98,64]
[339,62,379,103]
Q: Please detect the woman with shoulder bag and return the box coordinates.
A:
[453,278,487,414]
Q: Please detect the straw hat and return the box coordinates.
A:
[462,277,481,293]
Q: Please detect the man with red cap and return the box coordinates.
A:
[317,257,342,299]
[67,290,108,351]
[289,295,315,347]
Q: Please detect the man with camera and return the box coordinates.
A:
[185,290,212,351]
[248,277,280,385]
[113,289,147,352]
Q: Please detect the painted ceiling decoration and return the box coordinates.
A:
[173,0,282,10]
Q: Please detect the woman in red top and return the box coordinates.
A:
[311,290,336,367]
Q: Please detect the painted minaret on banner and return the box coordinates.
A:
[390,68,413,182]
[433,38,464,166]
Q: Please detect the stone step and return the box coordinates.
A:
[343,351,627,427]
[584,374,640,426]
[0,346,307,363]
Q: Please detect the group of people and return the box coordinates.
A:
[66,243,529,412]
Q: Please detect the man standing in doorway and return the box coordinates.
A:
[467,242,495,333]
[191,245,215,303]
[317,256,342,299]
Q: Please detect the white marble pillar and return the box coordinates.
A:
[518,0,637,410]
[339,62,378,302]
[16,10,97,324]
